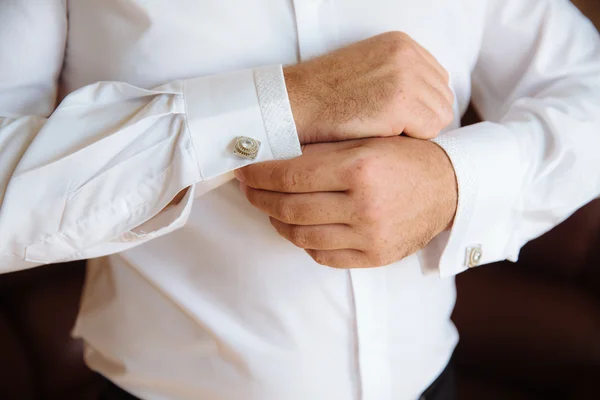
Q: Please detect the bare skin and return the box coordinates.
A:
[236,136,458,269]
[170,31,454,210]
[285,31,454,144]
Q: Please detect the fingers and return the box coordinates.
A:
[240,183,354,225]
[305,249,372,269]
[235,147,355,193]
[412,40,450,84]
[402,97,453,139]
[270,218,360,250]
[400,65,454,139]
[412,41,454,115]
[417,77,454,126]
[419,62,454,106]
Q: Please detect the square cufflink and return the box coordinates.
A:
[465,245,483,268]
[232,136,261,160]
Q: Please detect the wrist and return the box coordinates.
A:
[283,65,316,144]
[430,141,458,231]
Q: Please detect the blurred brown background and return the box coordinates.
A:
[0,1,599,399]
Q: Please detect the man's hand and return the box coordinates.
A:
[285,31,454,144]
[235,137,458,268]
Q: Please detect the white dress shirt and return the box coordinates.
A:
[1,1,599,399]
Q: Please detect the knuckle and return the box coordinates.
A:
[279,167,299,192]
[399,42,417,58]
[418,131,437,140]
[366,251,391,268]
[434,112,447,129]
[238,169,254,188]
[420,111,444,139]
[349,152,380,186]
[385,30,409,41]
[384,31,410,49]
[370,253,386,267]
[309,250,346,269]
[380,32,414,62]
[289,225,308,248]
[243,187,258,205]
[440,104,454,127]
[275,197,296,223]
[394,41,416,60]
[441,67,451,83]
[420,125,440,139]
[358,198,384,223]
[310,250,329,266]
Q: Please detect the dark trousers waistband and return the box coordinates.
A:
[419,361,456,400]
[101,361,456,400]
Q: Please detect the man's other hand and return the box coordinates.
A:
[235,137,458,269]
[285,31,454,144]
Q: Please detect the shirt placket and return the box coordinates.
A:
[349,268,392,400]
[292,0,332,60]
[292,4,392,398]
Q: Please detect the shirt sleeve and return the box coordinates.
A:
[0,1,301,273]
[421,0,600,276]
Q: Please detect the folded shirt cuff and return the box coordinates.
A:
[183,64,302,181]
[420,122,525,277]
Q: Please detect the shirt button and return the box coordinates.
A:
[466,245,483,268]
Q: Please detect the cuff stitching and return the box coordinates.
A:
[253,65,302,160]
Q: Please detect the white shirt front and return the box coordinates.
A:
[1,1,600,399]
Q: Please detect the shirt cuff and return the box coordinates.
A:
[420,122,525,277]
[183,65,302,180]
